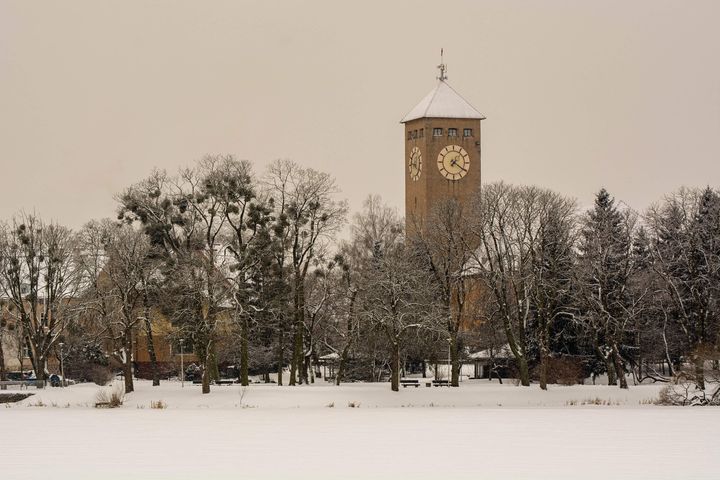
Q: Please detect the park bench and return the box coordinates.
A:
[0,380,37,389]
[400,379,420,388]
[214,379,235,385]
[432,379,451,387]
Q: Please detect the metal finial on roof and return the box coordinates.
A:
[437,48,447,82]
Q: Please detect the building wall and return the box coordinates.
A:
[404,115,487,331]
[404,117,482,234]
[132,308,200,379]
[0,302,59,374]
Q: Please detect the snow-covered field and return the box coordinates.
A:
[2,380,718,480]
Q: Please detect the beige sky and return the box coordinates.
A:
[1,0,719,228]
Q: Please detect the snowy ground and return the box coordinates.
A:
[2,380,718,479]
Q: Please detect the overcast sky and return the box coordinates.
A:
[1,0,719,228]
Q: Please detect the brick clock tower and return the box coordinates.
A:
[401,60,485,234]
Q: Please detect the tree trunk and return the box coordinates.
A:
[201,365,210,394]
[539,350,548,391]
[0,335,7,390]
[240,316,249,386]
[201,335,212,394]
[142,315,160,386]
[539,322,549,390]
[503,318,530,386]
[289,323,299,386]
[612,344,628,389]
[140,290,159,386]
[290,277,303,386]
[336,341,351,386]
[301,332,311,385]
[450,335,460,387]
[604,355,616,386]
[299,279,308,385]
[28,341,46,389]
[35,359,46,389]
[390,342,400,392]
[517,356,530,387]
[277,326,284,386]
[694,354,705,390]
[123,331,134,394]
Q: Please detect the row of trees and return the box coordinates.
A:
[0,155,718,394]
[428,183,719,392]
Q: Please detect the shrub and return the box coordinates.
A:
[656,382,720,406]
[62,339,112,384]
[95,385,125,408]
[87,365,114,386]
[150,400,167,409]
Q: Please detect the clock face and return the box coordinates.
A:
[408,147,422,181]
[437,145,470,181]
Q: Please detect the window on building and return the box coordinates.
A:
[433,128,442,137]
[407,131,412,140]
[448,128,458,137]
[464,128,473,137]
[411,130,417,139]
[419,128,424,138]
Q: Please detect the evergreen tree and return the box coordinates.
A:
[577,188,637,388]
[531,197,576,389]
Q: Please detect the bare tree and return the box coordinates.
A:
[77,220,154,393]
[645,187,720,388]
[0,307,9,388]
[205,156,275,386]
[410,198,478,387]
[263,159,348,385]
[467,184,546,386]
[323,195,404,385]
[118,158,233,394]
[0,214,81,387]
[530,192,577,389]
[357,237,441,391]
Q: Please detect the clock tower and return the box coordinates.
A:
[401,60,485,235]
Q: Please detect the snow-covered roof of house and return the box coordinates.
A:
[319,352,340,361]
[401,80,485,123]
[468,344,512,360]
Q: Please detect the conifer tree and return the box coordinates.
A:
[577,188,638,388]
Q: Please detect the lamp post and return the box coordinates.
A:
[179,339,185,388]
[59,342,66,388]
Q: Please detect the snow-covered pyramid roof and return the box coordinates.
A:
[401,80,485,123]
